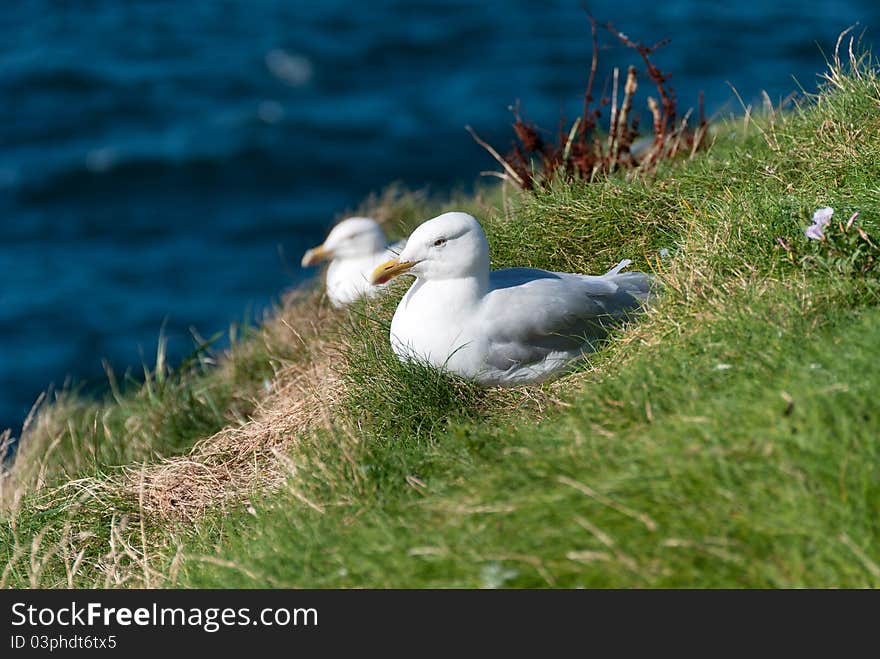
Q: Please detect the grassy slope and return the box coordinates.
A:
[2,57,879,588]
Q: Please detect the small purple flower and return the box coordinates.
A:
[812,207,834,225]
[804,224,825,240]
[805,206,834,240]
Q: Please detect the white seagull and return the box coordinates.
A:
[370,212,653,386]
[301,217,405,308]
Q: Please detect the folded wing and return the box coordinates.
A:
[480,266,652,373]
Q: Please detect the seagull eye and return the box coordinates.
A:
[433,238,447,247]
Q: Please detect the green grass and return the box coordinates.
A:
[2,51,879,588]
[182,299,880,587]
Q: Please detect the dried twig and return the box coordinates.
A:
[469,10,708,191]
[465,125,525,187]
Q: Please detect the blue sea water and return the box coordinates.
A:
[2,0,878,433]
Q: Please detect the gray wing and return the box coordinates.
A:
[480,267,652,372]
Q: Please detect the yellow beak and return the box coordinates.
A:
[301,244,333,267]
[371,258,417,285]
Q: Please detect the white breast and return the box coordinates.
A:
[326,256,379,308]
[389,278,487,377]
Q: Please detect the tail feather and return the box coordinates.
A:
[604,258,632,276]
[610,271,656,304]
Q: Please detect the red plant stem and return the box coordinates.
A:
[580,7,600,146]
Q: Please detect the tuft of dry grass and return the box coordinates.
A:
[110,284,351,520]
[126,355,340,521]
[1,287,351,586]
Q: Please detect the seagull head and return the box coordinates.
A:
[371,212,489,284]
[301,217,387,267]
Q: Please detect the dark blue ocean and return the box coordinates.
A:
[2,0,878,432]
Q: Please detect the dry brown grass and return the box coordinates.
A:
[2,285,344,516]
[126,355,340,520]
[1,287,350,587]
[117,286,348,520]
[0,395,78,511]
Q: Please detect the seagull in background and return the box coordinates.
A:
[302,217,405,308]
